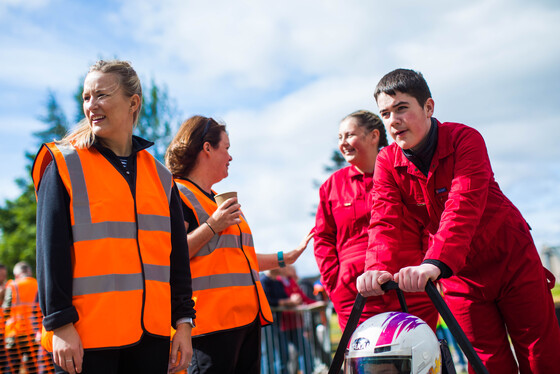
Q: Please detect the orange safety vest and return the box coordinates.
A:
[4,277,40,338]
[32,142,174,350]
[175,179,272,336]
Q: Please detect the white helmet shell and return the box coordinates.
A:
[344,312,441,374]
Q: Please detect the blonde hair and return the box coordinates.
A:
[60,60,142,149]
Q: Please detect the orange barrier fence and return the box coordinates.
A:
[1,306,55,374]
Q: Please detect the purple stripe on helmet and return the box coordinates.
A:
[376,312,424,346]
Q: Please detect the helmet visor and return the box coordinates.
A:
[345,356,411,374]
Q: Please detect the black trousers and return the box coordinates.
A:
[189,318,261,374]
[53,334,169,374]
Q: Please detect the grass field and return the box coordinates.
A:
[552,283,560,301]
[329,313,342,355]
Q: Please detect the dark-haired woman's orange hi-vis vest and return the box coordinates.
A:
[175,179,272,337]
[32,142,174,350]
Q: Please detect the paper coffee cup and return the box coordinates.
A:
[214,191,237,206]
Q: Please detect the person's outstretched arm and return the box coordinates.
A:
[257,231,314,271]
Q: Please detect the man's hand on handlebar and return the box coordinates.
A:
[356,270,393,297]
[394,263,441,292]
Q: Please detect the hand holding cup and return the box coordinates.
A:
[209,191,242,232]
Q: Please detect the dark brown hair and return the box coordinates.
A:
[374,68,432,107]
[165,115,226,177]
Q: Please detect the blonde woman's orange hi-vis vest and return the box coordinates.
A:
[4,277,40,338]
[32,142,174,350]
[175,179,272,337]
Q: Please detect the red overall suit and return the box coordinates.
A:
[366,120,560,373]
[315,166,437,331]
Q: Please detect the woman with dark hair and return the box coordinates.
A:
[33,59,195,374]
[165,115,313,374]
[314,110,437,331]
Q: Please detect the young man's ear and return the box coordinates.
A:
[424,98,435,117]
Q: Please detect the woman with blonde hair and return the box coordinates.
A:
[165,115,313,374]
[33,59,195,374]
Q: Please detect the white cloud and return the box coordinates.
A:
[0,0,559,276]
[0,0,49,14]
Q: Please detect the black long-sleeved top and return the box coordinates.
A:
[35,136,195,333]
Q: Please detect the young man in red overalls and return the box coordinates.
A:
[357,68,560,373]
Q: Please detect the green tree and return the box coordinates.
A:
[72,81,85,123]
[0,90,69,272]
[324,149,346,173]
[135,80,177,162]
[35,90,70,142]
[0,177,38,272]
[310,149,347,216]
[313,149,347,190]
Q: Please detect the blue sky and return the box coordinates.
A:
[1,0,559,277]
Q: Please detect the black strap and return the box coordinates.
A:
[328,293,365,374]
[425,281,489,374]
[439,339,457,374]
[328,280,489,374]
[328,281,407,374]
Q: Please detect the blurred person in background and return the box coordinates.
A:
[165,115,313,374]
[0,263,8,372]
[261,266,318,374]
[260,268,301,374]
[3,261,40,373]
[280,265,321,374]
[314,110,437,331]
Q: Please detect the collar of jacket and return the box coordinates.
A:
[348,165,373,180]
[392,119,454,170]
[401,117,438,175]
[92,135,154,158]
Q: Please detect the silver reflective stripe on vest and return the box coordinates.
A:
[143,264,170,283]
[249,268,259,283]
[56,144,171,242]
[176,183,216,256]
[195,234,237,257]
[196,235,221,257]
[73,273,143,296]
[176,184,210,223]
[192,269,260,291]
[73,221,137,242]
[154,158,173,204]
[195,232,254,257]
[58,145,91,226]
[138,214,171,233]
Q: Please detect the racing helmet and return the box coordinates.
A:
[344,312,441,374]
